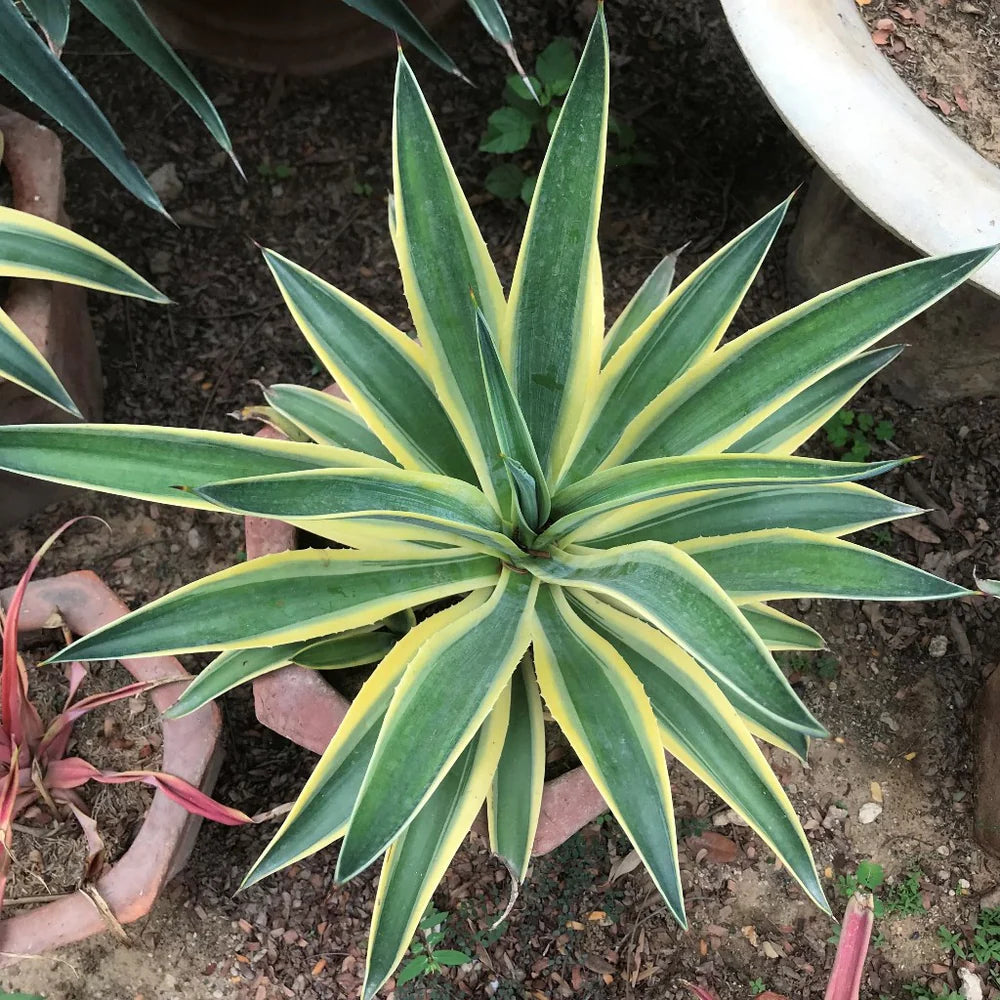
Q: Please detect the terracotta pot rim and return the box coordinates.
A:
[0,571,222,961]
[246,406,608,856]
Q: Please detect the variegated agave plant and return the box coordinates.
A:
[0,9,992,997]
[0,203,166,412]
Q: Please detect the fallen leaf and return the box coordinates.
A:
[893,519,942,543]
[875,16,897,28]
[687,831,740,863]
[608,849,642,882]
[954,85,971,112]
[872,28,893,44]
[871,780,884,803]
[762,941,781,959]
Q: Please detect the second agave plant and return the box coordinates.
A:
[0,8,992,998]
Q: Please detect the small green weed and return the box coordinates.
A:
[901,984,962,1000]
[777,651,839,680]
[824,409,894,462]
[938,907,1000,984]
[749,978,767,996]
[481,38,651,204]
[257,160,295,181]
[397,908,472,990]
[836,861,926,921]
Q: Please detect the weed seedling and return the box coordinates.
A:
[824,409,895,462]
[397,908,472,990]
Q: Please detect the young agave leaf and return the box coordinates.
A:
[0,0,164,214]
[502,9,608,480]
[488,656,545,882]
[336,570,537,881]
[602,246,683,362]
[245,594,486,887]
[573,592,827,910]
[533,586,685,925]
[679,529,972,602]
[362,693,509,1000]
[262,384,397,463]
[609,246,997,466]
[48,549,501,660]
[981,579,1000,597]
[475,305,550,528]
[566,196,791,483]
[78,0,238,169]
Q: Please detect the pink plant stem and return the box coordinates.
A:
[825,891,875,1000]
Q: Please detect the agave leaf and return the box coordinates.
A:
[602,246,683,363]
[292,632,396,669]
[488,655,545,881]
[741,713,810,762]
[48,550,501,660]
[569,483,923,549]
[196,467,521,559]
[0,206,166,299]
[475,305,550,527]
[0,308,79,416]
[392,54,510,512]
[679,529,972,601]
[739,602,825,652]
[164,644,301,719]
[609,246,997,465]
[262,248,474,482]
[344,0,461,77]
[503,9,608,480]
[164,630,396,720]
[981,578,1000,597]
[534,543,824,738]
[196,467,501,530]
[78,0,237,166]
[22,0,70,51]
[0,0,165,214]
[245,594,485,889]
[826,892,875,1000]
[574,592,827,911]
[336,569,536,882]
[0,424,389,510]
[566,197,791,483]
[728,345,904,455]
[362,693,508,1000]
[533,586,685,925]
[542,454,905,545]
[262,384,396,463]
[464,0,533,96]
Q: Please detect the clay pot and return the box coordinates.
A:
[247,398,608,856]
[0,107,102,531]
[0,571,223,960]
[787,169,1000,407]
[142,0,461,76]
[974,666,1000,857]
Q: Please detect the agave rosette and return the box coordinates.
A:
[0,10,991,997]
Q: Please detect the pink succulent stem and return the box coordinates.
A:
[825,891,875,1000]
